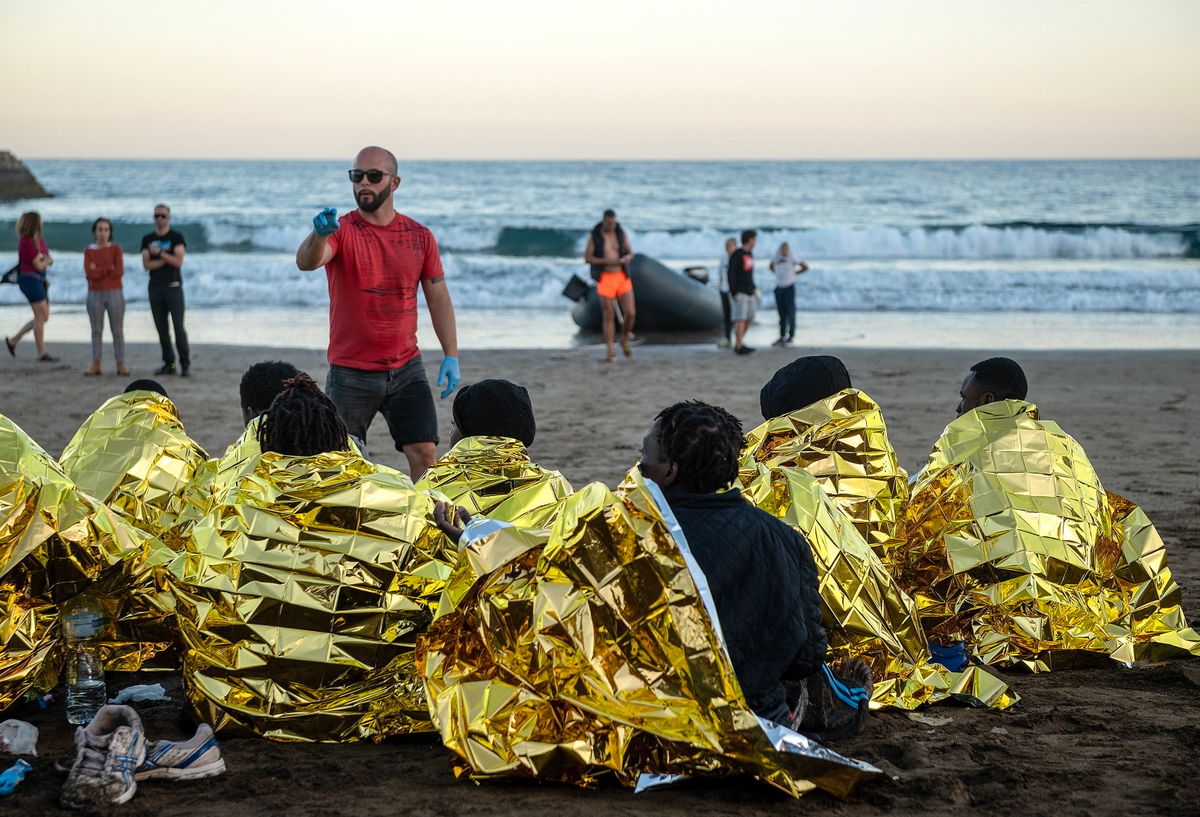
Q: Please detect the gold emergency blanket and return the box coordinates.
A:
[901,400,1200,670]
[414,436,573,528]
[417,472,880,798]
[738,441,1014,711]
[745,389,908,557]
[1,414,149,709]
[171,448,456,741]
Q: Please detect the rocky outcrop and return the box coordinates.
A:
[0,152,51,200]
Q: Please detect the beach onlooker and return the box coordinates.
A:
[769,242,809,347]
[714,237,736,349]
[584,209,636,362]
[728,229,759,355]
[295,145,460,480]
[141,204,190,377]
[83,218,128,376]
[5,211,57,362]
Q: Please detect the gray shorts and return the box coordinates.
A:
[731,292,759,322]
[325,356,439,450]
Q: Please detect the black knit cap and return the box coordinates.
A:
[759,355,852,420]
[452,379,536,446]
[124,379,169,398]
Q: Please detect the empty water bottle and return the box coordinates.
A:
[61,592,107,725]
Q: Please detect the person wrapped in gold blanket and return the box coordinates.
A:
[901,358,1200,670]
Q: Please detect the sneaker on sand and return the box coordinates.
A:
[137,723,226,781]
[795,659,873,742]
[716,338,732,349]
[61,705,146,809]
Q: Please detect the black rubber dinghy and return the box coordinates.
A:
[568,254,723,332]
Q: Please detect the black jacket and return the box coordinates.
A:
[664,489,827,723]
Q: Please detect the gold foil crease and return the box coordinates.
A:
[59,391,213,668]
[415,436,573,529]
[901,400,1200,670]
[171,449,456,741]
[1,414,151,708]
[417,473,880,797]
[739,430,1014,711]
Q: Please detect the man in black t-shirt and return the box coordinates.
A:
[728,229,760,355]
[141,203,190,376]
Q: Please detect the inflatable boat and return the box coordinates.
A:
[564,254,724,332]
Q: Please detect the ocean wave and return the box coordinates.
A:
[3,252,1197,314]
[3,219,1196,260]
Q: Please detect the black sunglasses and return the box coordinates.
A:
[153,213,169,219]
[348,169,392,184]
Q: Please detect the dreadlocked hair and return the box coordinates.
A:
[654,400,745,493]
[257,372,350,456]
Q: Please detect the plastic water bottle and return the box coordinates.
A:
[62,592,107,725]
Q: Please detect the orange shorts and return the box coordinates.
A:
[597,271,632,299]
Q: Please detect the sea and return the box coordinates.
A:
[2,159,1198,351]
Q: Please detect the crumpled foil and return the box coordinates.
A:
[738,436,1015,711]
[59,391,213,668]
[414,436,573,529]
[417,472,880,797]
[1,414,149,708]
[170,449,456,741]
[901,400,1200,670]
[746,389,909,559]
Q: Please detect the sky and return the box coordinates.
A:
[1,0,1198,160]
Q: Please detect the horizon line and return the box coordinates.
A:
[15,154,1200,163]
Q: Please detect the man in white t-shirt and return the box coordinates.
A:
[714,237,736,348]
[769,242,809,347]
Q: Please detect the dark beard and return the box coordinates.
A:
[355,186,390,213]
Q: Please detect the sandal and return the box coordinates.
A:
[116,365,131,376]
[37,354,60,363]
[4,337,13,357]
[621,337,632,358]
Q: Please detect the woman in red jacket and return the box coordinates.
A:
[83,218,129,376]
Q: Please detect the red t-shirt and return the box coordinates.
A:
[324,210,444,370]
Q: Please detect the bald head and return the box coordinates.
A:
[356,146,398,175]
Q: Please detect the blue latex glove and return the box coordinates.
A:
[0,760,32,795]
[313,207,339,237]
[437,356,460,399]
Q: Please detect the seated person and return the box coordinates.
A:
[239,360,299,426]
[416,379,571,528]
[124,378,169,397]
[749,355,908,556]
[900,359,1200,669]
[173,372,454,741]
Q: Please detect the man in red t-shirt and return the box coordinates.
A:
[296,145,460,478]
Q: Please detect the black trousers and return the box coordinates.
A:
[148,283,190,366]
[720,291,732,341]
[775,284,796,340]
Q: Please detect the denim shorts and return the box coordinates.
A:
[18,274,47,304]
[325,356,439,450]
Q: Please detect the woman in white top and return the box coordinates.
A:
[768,242,809,347]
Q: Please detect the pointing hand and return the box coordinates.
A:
[313,208,339,237]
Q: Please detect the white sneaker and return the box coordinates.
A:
[61,705,146,809]
[137,723,226,781]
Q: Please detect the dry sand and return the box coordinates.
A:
[2,341,1198,816]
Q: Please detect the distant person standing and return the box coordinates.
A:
[83,218,128,376]
[141,204,189,376]
[714,237,736,349]
[728,229,760,355]
[769,242,809,347]
[295,145,460,480]
[5,211,57,362]
[584,209,636,362]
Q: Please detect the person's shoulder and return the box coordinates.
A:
[392,211,431,232]
[170,229,186,242]
[86,243,100,251]
[140,232,156,246]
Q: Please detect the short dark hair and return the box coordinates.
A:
[969,357,1028,401]
[240,360,301,418]
[257,373,349,456]
[653,401,744,493]
[124,379,168,398]
[91,217,113,240]
[741,229,757,244]
[452,379,536,446]
[603,209,616,218]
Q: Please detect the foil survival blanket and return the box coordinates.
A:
[59,390,213,667]
[417,472,880,798]
[738,433,1014,710]
[744,390,909,558]
[414,436,573,529]
[1,414,150,709]
[901,400,1200,670]
[171,449,456,741]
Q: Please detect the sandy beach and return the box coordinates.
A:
[2,341,1198,816]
